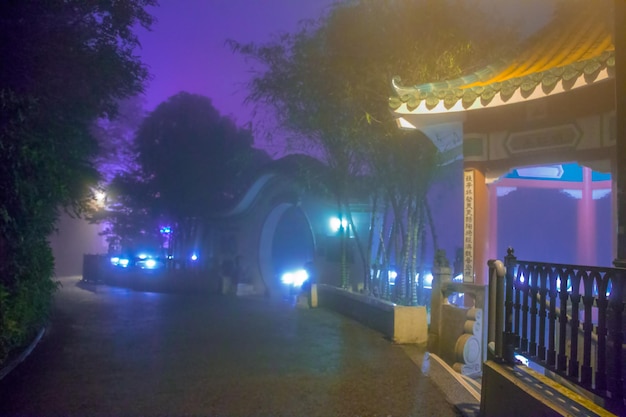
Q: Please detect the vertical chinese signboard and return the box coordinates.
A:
[463,169,474,282]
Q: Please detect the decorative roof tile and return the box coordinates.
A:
[391,3,615,115]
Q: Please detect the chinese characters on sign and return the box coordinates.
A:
[464,170,474,282]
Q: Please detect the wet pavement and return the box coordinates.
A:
[0,276,461,417]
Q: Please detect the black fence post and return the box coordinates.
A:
[606,271,625,414]
[503,247,517,364]
[488,258,505,361]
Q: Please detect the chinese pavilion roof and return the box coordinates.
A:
[389,3,615,115]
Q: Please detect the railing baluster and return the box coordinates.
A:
[513,264,526,350]
[529,265,539,357]
[580,271,595,389]
[568,272,582,380]
[513,266,522,349]
[503,248,517,364]
[547,268,558,368]
[594,273,610,392]
[538,266,548,362]
[521,265,530,353]
[606,273,624,413]
[557,269,571,373]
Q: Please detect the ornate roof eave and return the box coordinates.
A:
[390,51,615,116]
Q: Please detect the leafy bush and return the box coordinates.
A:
[0,0,155,367]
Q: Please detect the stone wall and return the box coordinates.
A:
[317,284,428,344]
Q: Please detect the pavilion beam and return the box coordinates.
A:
[614,0,626,265]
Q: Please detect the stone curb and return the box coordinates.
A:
[0,327,46,381]
[402,345,481,417]
[423,352,481,417]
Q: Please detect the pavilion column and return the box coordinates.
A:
[463,166,490,285]
[577,167,596,265]
[488,183,498,262]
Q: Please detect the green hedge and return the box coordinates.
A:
[0,239,58,366]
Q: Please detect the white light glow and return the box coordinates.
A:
[556,277,572,293]
[496,186,517,197]
[330,217,348,232]
[515,165,563,179]
[562,189,582,199]
[396,117,417,130]
[417,272,434,289]
[515,354,529,366]
[110,256,130,268]
[281,269,309,287]
[592,189,611,200]
[95,191,106,202]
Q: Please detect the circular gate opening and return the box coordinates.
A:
[259,204,314,299]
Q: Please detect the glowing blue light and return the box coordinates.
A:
[556,277,572,293]
[110,256,130,268]
[137,253,148,260]
[191,253,198,261]
[414,272,436,289]
[281,269,309,287]
[515,354,529,367]
[145,259,157,269]
[330,217,348,232]
[160,226,172,234]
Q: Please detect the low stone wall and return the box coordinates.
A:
[317,284,427,344]
[82,254,218,294]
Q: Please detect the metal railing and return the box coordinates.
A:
[488,248,625,414]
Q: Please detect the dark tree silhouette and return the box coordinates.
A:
[135,92,269,215]
[104,92,270,262]
[0,0,155,364]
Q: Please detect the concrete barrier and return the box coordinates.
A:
[480,360,616,417]
[317,284,427,344]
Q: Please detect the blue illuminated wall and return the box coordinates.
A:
[496,164,613,267]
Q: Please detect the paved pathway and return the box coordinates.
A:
[0,276,461,417]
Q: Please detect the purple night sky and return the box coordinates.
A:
[134,1,336,155]
[134,0,554,155]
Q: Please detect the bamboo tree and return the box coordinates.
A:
[231,0,519,297]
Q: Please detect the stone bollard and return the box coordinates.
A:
[452,307,482,376]
[429,264,452,354]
